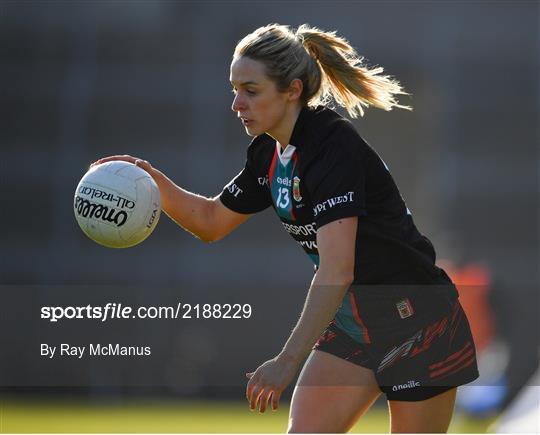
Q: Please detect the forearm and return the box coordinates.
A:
[278,268,351,365]
[148,168,217,242]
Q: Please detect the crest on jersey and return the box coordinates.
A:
[292,176,302,202]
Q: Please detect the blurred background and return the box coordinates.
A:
[1,0,538,432]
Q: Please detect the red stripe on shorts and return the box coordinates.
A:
[349,293,371,344]
[429,341,471,370]
[429,348,474,378]
[429,356,476,381]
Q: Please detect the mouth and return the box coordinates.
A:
[239,116,252,126]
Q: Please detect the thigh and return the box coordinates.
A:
[388,387,456,433]
[288,350,381,433]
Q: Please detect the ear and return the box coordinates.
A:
[287,79,303,101]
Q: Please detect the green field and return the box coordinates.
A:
[0,399,496,433]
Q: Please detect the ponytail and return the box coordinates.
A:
[234,23,411,118]
[296,24,411,117]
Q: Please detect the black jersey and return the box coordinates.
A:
[220,106,457,343]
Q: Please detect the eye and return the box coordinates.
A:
[230,87,257,96]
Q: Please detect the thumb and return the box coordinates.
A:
[135,159,151,170]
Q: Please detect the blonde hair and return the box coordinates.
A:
[234,23,411,118]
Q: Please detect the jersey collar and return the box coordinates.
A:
[288,106,316,149]
[276,142,296,166]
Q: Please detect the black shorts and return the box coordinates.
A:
[314,300,479,401]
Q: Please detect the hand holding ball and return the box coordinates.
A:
[74,161,161,248]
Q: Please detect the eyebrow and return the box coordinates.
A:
[230,80,260,87]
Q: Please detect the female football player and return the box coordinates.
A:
[94,24,478,433]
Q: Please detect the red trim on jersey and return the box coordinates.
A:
[289,152,298,221]
[268,147,278,190]
[349,293,371,343]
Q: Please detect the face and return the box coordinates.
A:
[230,56,292,139]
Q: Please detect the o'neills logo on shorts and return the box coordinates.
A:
[392,380,420,391]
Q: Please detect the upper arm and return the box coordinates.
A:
[316,217,358,282]
[306,129,368,229]
[208,197,253,241]
[214,144,272,240]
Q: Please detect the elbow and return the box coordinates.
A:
[333,274,354,296]
[197,230,226,244]
[338,273,354,288]
[317,266,354,288]
[198,235,215,244]
[197,200,225,243]
[198,233,219,244]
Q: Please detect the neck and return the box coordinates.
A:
[269,105,302,150]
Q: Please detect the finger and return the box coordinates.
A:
[259,389,272,414]
[89,158,107,168]
[246,376,256,401]
[271,390,281,411]
[250,386,265,411]
[93,155,137,166]
[134,159,151,171]
[246,371,260,402]
[248,383,260,409]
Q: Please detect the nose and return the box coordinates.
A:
[231,93,246,113]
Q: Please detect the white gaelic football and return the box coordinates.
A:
[74,161,161,248]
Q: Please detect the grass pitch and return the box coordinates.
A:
[0,398,496,433]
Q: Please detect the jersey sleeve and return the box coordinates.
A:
[305,125,368,228]
[219,147,272,214]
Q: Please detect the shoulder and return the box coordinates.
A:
[240,135,275,175]
[304,106,347,139]
[304,106,370,161]
[246,134,275,162]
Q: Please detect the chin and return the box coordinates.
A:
[245,127,263,137]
